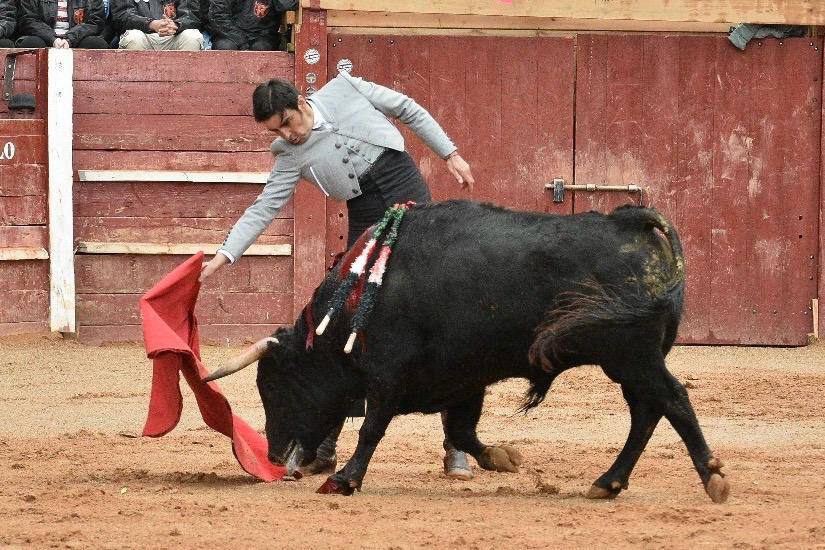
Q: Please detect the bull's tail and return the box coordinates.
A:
[619,206,685,287]
[527,207,685,378]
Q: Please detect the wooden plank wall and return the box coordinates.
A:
[308,0,825,25]
[292,9,331,313]
[3,36,824,346]
[71,51,295,344]
[0,111,49,335]
[324,35,575,263]
[820,55,825,342]
[574,35,821,345]
[324,33,821,346]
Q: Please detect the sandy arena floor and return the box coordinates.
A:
[0,334,824,549]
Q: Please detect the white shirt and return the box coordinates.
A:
[308,99,331,131]
[55,0,70,37]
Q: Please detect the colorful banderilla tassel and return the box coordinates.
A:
[344,204,409,354]
[315,207,395,336]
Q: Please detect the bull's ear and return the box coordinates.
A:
[202,336,279,382]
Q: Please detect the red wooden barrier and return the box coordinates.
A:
[575,35,820,345]
[0,53,49,335]
[2,34,823,347]
[324,34,575,264]
[71,51,295,344]
[292,8,329,317]
[325,33,821,346]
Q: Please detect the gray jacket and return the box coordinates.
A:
[219,70,457,261]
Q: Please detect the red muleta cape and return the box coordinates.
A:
[139,252,284,482]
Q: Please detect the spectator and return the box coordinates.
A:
[100,0,118,48]
[208,0,294,51]
[112,0,202,51]
[0,0,16,48]
[17,0,108,48]
[197,0,210,44]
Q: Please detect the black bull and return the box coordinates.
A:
[215,200,729,502]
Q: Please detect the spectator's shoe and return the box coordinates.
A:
[443,445,473,480]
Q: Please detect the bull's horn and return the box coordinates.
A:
[201,336,279,382]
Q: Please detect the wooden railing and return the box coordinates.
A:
[302,0,825,26]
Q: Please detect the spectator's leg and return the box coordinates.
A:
[118,30,151,50]
[212,37,241,50]
[76,36,110,49]
[249,36,277,51]
[165,29,203,51]
[200,30,212,50]
[15,36,48,48]
[0,38,14,48]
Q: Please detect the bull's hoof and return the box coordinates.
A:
[707,457,724,471]
[316,476,354,495]
[585,480,623,500]
[478,445,523,473]
[283,470,303,481]
[705,473,730,504]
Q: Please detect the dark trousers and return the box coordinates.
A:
[213,36,278,51]
[345,149,431,248]
[16,35,109,48]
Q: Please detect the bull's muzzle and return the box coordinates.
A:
[201,336,279,382]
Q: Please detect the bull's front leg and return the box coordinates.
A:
[316,388,397,495]
[443,390,523,473]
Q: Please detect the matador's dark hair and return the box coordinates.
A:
[252,79,300,122]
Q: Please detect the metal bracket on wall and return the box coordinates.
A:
[2,49,38,102]
[546,177,644,205]
[3,55,15,101]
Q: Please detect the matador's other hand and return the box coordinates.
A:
[446,152,474,192]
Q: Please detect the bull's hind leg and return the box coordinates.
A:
[595,357,729,503]
[443,390,523,473]
[656,369,729,503]
[586,385,662,499]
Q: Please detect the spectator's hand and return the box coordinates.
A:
[149,19,177,35]
[159,17,178,36]
[52,38,70,49]
[446,152,474,192]
[199,254,229,283]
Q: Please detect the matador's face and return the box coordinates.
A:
[264,96,314,145]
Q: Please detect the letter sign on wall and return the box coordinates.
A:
[0,141,15,161]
